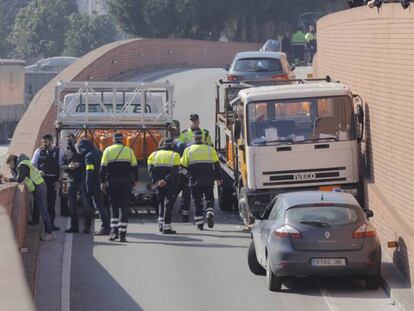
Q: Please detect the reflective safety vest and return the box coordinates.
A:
[18,160,44,192]
[180,144,219,168]
[291,31,306,45]
[147,149,180,168]
[177,128,213,146]
[101,144,137,167]
[305,32,316,43]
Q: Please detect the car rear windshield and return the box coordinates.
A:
[285,205,360,226]
[233,58,282,72]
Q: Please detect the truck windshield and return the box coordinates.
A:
[247,96,355,146]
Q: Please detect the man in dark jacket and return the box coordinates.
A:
[77,138,110,235]
[63,133,91,234]
[31,134,63,231]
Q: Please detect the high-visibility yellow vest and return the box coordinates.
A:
[180,144,219,168]
[177,128,213,146]
[18,160,44,192]
[101,144,137,167]
[147,149,180,167]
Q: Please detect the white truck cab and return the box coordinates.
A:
[215,78,364,225]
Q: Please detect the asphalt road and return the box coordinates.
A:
[36,67,397,311]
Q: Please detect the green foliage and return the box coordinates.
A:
[64,14,117,57]
[0,0,29,58]
[108,0,347,42]
[9,0,77,59]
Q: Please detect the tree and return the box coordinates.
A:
[64,14,117,57]
[0,0,29,58]
[8,0,77,59]
[108,0,347,42]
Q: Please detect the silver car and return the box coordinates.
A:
[224,51,295,82]
[248,191,381,291]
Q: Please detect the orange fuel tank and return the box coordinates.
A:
[127,130,162,161]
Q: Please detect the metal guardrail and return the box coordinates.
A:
[0,205,34,311]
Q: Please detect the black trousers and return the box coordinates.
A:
[108,181,132,233]
[292,44,305,63]
[157,186,176,230]
[68,181,91,230]
[44,176,58,227]
[176,173,191,216]
[191,185,214,226]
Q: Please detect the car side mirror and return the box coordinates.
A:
[223,64,230,71]
[290,64,296,71]
[365,210,374,218]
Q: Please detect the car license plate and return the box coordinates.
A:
[311,258,346,267]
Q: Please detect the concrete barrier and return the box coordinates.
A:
[0,205,34,311]
[314,3,414,286]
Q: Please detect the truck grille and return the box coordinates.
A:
[262,167,346,186]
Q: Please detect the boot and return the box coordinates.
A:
[207,213,214,229]
[109,228,119,241]
[163,229,177,234]
[119,232,127,243]
[197,224,204,231]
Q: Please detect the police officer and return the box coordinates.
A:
[176,113,213,222]
[32,134,63,231]
[4,154,55,241]
[305,25,317,65]
[77,138,110,235]
[100,133,138,242]
[147,137,180,234]
[180,130,223,230]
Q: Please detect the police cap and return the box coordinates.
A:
[164,137,174,146]
[114,132,124,142]
[190,113,199,121]
[193,130,203,138]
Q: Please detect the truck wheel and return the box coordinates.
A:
[218,186,235,211]
[248,241,266,275]
[60,195,70,217]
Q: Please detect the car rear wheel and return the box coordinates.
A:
[266,256,283,291]
[248,241,266,275]
[365,272,382,289]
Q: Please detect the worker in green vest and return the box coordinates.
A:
[3,154,55,241]
[291,26,306,65]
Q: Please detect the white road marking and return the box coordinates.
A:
[61,218,72,311]
[317,280,339,311]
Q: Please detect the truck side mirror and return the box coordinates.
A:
[223,64,230,71]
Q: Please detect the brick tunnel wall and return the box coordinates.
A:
[314,3,414,285]
[1,38,260,246]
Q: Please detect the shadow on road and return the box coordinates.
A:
[71,234,144,311]
[281,276,390,300]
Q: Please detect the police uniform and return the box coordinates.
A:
[32,146,62,229]
[180,133,222,230]
[176,114,213,221]
[147,138,180,234]
[100,134,138,242]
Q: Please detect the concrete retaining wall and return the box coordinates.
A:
[0,205,34,311]
[314,3,414,285]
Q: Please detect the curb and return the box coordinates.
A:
[380,260,414,311]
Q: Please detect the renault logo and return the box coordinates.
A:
[325,231,331,239]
